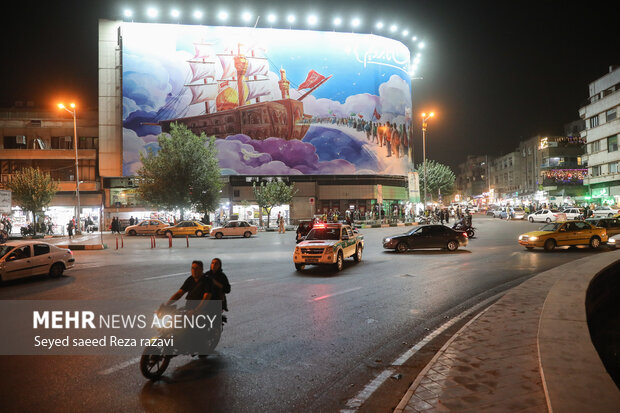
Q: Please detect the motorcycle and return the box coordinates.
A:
[139,303,225,381]
[453,218,476,238]
[20,225,34,237]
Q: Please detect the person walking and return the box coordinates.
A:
[67,219,74,239]
[278,214,286,234]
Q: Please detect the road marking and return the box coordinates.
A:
[342,369,395,411]
[98,356,141,375]
[342,291,504,411]
[311,287,362,302]
[138,272,187,281]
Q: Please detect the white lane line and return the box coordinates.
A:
[342,369,395,411]
[311,287,362,302]
[138,272,187,281]
[98,356,141,375]
[342,292,504,411]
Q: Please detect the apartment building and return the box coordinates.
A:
[579,66,620,205]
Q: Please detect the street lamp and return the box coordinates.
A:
[58,103,81,234]
[421,112,435,207]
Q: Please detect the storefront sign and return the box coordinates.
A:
[591,187,608,198]
[0,190,11,213]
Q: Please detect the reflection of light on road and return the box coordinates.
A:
[312,287,361,301]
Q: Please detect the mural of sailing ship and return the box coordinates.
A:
[159,42,331,141]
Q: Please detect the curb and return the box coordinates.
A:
[55,244,106,250]
[394,303,496,413]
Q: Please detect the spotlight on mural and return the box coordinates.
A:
[122,23,412,176]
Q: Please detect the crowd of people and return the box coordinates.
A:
[311,116,412,159]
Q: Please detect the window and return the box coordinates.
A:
[608,135,618,152]
[33,244,50,256]
[233,190,240,197]
[589,115,599,128]
[574,222,590,230]
[591,165,601,177]
[590,140,600,153]
[610,162,619,174]
[607,108,617,122]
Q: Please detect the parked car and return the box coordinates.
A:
[518,220,607,251]
[561,208,585,220]
[210,220,258,239]
[125,219,168,236]
[585,217,620,237]
[0,241,74,282]
[591,206,620,218]
[512,207,526,220]
[382,224,468,252]
[157,221,212,237]
[527,209,560,223]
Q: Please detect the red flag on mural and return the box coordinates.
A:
[358,114,364,119]
[373,108,381,120]
[298,70,327,89]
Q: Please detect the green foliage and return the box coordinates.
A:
[252,181,297,227]
[416,159,456,200]
[136,123,222,219]
[7,167,58,235]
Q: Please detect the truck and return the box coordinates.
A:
[293,223,364,272]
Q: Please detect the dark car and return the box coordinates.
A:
[585,217,620,237]
[296,220,314,243]
[382,224,468,252]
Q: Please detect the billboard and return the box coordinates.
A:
[121,23,411,176]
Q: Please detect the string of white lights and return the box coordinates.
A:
[121,7,426,77]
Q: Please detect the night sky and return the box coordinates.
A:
[1,0,617,170]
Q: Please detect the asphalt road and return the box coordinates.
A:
[0,217,612,412]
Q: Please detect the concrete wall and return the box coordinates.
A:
[98,19,123,178]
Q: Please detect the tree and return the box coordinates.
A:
[252,181,297,228]
[416,159,456,201]
[136,123,222,219]
[6,167,58,236]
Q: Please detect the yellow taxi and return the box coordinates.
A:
[157,221,212,237]
[518,221,608,251]
[124,219,168,236]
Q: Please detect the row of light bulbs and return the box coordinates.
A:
[121,8,426,49]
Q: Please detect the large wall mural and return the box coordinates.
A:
[121,23,412,176]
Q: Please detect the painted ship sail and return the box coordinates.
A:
[160,42,330,141]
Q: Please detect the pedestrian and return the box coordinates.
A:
[67,219,74,239]
[278,215,286,234]
[372,122,378,143]
[392,125,400,157]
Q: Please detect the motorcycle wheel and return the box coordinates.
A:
[140,348,171,381]
[467,229,475,238]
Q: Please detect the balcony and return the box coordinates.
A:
[0,149,97,160]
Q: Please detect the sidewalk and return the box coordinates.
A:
[46,232,108,250]
[394,251,620,413]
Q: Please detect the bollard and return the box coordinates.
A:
[153,236,156,248]
[168,233,172,248]
[150,236,153,249]
[121,235,124,248]
[186,235,189,248]
[115,236,118,250]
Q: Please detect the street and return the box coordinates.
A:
[0,216,612,412]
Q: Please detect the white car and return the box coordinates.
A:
[607,233,620,249]
[527,209,560,223]
[561,208,584,220]
[210,220,258,239]
[512,207,526,220]
[0,241,75,282]
[591,206,619,218]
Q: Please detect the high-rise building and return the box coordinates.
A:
[579,66,620,205]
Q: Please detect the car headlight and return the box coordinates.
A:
[529,236,538,241]
[518,235,523,240]
[384,237,392,243]
[609,238,616,244]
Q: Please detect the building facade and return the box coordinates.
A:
[455,155,488,200]
[579,66,620,205]
[0,104,102,233]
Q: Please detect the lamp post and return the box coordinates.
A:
[58,103,81,235]
[421,112,434,207]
